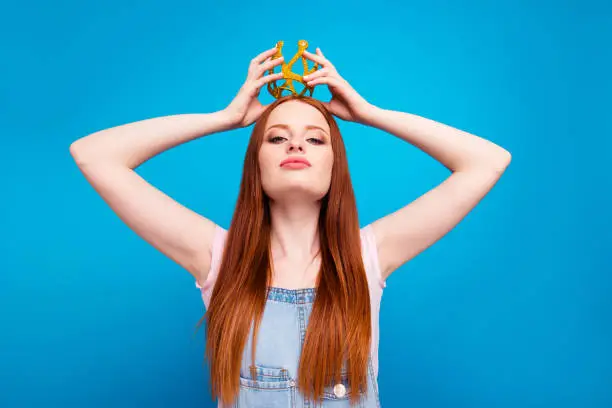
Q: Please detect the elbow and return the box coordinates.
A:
[469,148,511,174]
[69,139,88,166]
[69,140,80,158]
[69,140,81,161]
[69,138,99,167]
[500,148,512,166]
[490,149,512,173]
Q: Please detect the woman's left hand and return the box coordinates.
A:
[302,48,375,124]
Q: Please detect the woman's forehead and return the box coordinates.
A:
[266,101,329,132]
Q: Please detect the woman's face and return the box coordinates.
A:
[259,100,334,203]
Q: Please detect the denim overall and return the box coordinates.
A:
[226,286,382,408]
[199,224,385,408]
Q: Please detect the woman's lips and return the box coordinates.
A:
[280,157,311,167]
[281,162,310,169]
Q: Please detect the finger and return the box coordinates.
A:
[249,54,283,81]
[258,56,284,76]
[306,76,341,88]
[302,49,329,67]
[251,46,281,66]
[261,53,284,65]
[255,71,284,89]
[302,67,329,82]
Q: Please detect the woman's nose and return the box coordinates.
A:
[288,142,303,152]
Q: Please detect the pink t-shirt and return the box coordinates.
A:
[195,223,386,377]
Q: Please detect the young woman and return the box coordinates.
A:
[70,46,511,408]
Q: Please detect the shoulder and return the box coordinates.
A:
[195,225,385,307]
[360,224,387,291]
[195,224,228,308]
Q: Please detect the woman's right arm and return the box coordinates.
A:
[69,111,236,284]
[70,45,285,284]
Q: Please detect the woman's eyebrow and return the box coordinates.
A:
[266,123,329,137]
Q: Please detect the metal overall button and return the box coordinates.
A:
[333,382,346,397]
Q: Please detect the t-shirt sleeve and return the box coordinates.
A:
[360,223,386,379]
[360,223,387,291]
[194,224,228,309]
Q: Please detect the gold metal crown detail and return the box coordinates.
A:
[266,40,320,99]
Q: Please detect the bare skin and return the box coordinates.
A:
[69,45,511,291]
[259,100,333,289]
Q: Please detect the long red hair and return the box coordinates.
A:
[197,95,372,406]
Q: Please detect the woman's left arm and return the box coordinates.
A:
[302,47,512,281]
[361,107,512,281]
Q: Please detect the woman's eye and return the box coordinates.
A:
[269,136,285,143]
[268,136,324,144]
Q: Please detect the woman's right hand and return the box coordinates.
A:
[223,46,285,129]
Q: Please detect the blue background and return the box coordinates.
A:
[1,0,610,407]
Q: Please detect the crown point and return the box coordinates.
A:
[267,40,318,99]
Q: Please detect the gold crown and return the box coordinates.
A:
[266,40,321,99]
